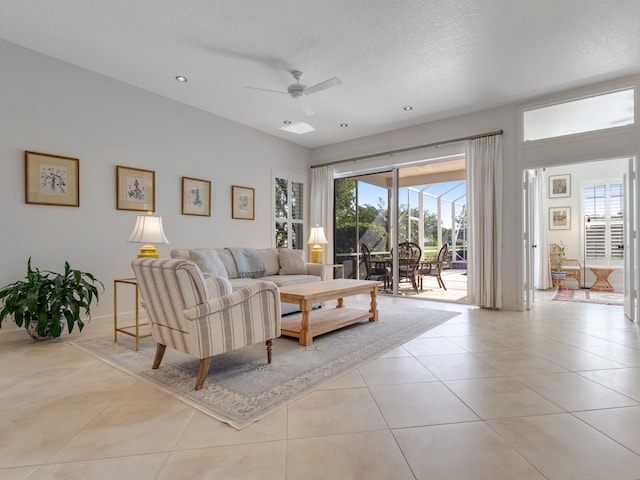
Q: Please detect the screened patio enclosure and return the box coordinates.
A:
[334,159,468,298]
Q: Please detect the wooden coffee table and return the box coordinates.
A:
[278,279,381,346]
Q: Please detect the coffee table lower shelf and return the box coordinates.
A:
[280,307,372,340]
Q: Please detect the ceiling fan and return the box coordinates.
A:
[245,70,342,115]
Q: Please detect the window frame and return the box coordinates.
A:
[272,170,306,250]
[583,180,624,267]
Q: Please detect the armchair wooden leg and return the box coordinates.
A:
[266,339,273,364]
[152,343,166,369]
[195,357,213,391]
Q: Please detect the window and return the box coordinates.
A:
[273,172,305,249]
[523,88,635,141]
[584,182,624,264]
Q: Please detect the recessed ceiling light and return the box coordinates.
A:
[175,75,188,82]
[279,122,315,135]
[403,106,413,111]
[339,123,349,127]
[283,120,292,125]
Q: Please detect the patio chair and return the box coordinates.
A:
[397,242,422,294]
[131,258,281,390]
[361,243,390,290]
[419,243,449,291]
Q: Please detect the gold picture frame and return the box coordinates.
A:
[116,165,155,212]
[549,206,571,230]
[25,151,79,207]
[231,185,255,220]
[182,176,211,216]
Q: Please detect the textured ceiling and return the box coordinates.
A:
[1,0,639,148]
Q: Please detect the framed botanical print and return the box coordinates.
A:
[549,206,571,230]
[549,174,570,198]
[182,176,211,216]
[116,165,155,212]
[25,151,79,207]
[231,185,254,220]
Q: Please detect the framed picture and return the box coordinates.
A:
[182,176,211,216]
[116,165,155,212]
[549,174,571,198]
[25,151,79,207]
[549,207,571,230]
[231,185,255,220]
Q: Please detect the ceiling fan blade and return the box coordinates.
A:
[298,97,316,116]
[304,76,342,96]
[244,86,288,95]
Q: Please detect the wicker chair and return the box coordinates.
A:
[549,243,581,288]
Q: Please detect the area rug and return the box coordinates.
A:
[552,288,624,306]
[71,305,458,429]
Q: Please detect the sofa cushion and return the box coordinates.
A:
[214,248,239,278]
[278,248,308,275]
[259,248,280,276]
[262,274,320,287]
[191,248,229,278]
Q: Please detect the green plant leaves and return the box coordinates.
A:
[0,258,104,339]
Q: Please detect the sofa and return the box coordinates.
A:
[170,247,326,315]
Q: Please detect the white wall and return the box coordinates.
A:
[0,40,310,319]
[311,107,521,310]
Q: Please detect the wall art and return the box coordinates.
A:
[116,165,155,212]
[231,185,254,220]
[25,151,79,207]
[182,176,211,216]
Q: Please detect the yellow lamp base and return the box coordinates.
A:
[137,244,159,258]
[310,245,323,264]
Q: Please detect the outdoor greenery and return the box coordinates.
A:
[334,178,466,259]
[0,258,103,339]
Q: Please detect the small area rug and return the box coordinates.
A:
[72,304,458,429]
[552,288,624,306]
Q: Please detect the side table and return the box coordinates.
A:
[114,278,151,350]
[590,268,614,292]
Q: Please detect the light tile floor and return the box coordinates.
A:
[1,290,640,479]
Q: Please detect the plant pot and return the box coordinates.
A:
[26,319,65,341]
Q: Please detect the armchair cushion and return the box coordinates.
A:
[205,276,233,298]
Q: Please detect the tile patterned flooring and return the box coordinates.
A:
[1,291,640,479]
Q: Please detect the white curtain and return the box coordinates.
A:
[310,165,334,263]
[534,168,552,289]
[466,135,502,309]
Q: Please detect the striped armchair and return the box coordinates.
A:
[131,258,281,390]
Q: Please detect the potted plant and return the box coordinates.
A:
[0,258,104,340]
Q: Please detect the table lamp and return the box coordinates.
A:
[307,224,328,264]
[127,214,169,258]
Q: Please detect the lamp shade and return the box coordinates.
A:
[307,225,328,245]
[127,215,169,258]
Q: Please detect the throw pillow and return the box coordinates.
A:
[278,248,308,275]
[259,248,280,276]
[190,249,229,278]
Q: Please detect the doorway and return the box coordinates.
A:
[524,157,637,319]
[333,158,468,303]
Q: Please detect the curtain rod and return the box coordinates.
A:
[310,129,504,169]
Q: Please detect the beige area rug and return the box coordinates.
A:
[71,304,458,429]
[552,288,624,306]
